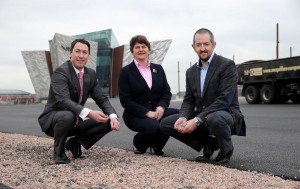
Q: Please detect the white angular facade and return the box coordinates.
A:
[21,29,172,99]
[122,39,172,67]
[22,51,52,99]
[49,33,97,71]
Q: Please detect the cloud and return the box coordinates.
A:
[0,0,299,94]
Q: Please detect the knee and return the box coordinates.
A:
[160,115,177,132]
[56,111,76,126]
[205,111,233,135]
[205,111,233,129]
[160,117,170,130]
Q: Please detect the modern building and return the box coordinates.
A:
[0,89,36,105]
[21,29,172,100]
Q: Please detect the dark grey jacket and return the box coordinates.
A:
[180,54,246,136]
[38,60,116,132]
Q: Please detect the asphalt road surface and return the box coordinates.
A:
[0,97,299,181]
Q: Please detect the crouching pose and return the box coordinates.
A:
[160,28,246,164]
[38,39,120,164]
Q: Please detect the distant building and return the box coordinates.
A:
[21,29,172,100]
[0,89,36,105]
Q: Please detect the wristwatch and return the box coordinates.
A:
[193,117,201,127]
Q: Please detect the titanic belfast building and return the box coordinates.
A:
[21,29,172,100]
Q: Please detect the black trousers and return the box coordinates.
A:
[45,111,111,157]
[124,108,179,152]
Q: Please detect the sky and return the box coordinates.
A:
[0,0,299,94]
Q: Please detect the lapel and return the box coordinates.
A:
[129,61,151,91]
[202,54,219,97]
[150,64,158,90]
[67,61,89,103]
[191,64,202,100]
[83,68,90,101]
[67,61,81,100]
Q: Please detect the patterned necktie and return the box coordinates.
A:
[78,71,83,103]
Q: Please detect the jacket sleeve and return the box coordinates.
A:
[156,65,172,109]
[88,68,117,115]
[179,67,198,120]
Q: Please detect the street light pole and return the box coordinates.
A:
[178,61,180,98]
[276,23,279,59]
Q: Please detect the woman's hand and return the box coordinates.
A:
[155,106,165,121]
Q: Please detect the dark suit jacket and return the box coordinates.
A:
[38,60,116,132]
[118,61,172,119]
[180,54,246,136]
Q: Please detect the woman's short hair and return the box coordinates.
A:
[129,35,151,53]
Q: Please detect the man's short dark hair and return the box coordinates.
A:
[193,28,215,44]
[130,35,151,53]
[70,39,90,54]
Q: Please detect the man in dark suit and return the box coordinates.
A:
[160,28,246,164]
[38,39,120,164]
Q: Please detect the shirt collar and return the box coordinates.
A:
[134,59,150,68]
[72,64,84,75]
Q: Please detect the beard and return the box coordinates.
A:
[199,52,211,62]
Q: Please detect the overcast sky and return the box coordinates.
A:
[0,0,299,94]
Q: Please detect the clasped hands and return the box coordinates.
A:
[88,110,120,131]
[174,117,197,133]
[146,106,164,121]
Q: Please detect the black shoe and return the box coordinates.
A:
[204,136,219,158]
[53,152,70,164]
[149,147,164,156]
[203,143,215,159]
[194,137,220,162]
[133,145,145,154]
[194,155,210,162]
[195,142,218,162]
[214,147,234,164]
[65,137,82,159]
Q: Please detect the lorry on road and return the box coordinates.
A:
[237,56,300,104]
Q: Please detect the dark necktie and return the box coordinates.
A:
[78,71,83,103]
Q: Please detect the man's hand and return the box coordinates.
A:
[174,117,187,132]
[175,117,198,133]
[110,118,120,131]
[88,111,109,123]
[181,119,198,133]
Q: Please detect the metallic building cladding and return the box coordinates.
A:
[21,51,51,99]
[21,29,172,99]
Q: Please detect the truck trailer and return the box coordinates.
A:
[237,56,300,104]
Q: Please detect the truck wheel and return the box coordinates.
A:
[260,85,275,104]
[290,94,300,103]
[245,86,261,104]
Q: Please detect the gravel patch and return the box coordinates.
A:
[1,132,299,189]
